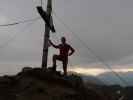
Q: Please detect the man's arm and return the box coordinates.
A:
[68,45,75,56]
[49,40,59,48]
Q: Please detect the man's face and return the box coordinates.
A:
[61,37,66,44]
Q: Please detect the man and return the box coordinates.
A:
[49,37,75,75]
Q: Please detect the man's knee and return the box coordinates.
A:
[53,55,58,60]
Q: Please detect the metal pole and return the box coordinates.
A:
[42,0,52,69]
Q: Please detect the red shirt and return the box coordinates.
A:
[58,44,71,57]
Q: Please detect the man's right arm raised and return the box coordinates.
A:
[49,40,59,48]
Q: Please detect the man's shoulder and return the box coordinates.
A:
[60,43,71,48]
[65,43,71,48]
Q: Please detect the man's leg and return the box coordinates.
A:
[52,55,61,71]
[63,58,68,76]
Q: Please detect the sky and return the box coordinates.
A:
[0,0,133,85]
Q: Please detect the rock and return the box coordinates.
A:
[0,67,109,100]
[22,67,33,72]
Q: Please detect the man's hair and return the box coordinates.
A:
[61,37,66,41]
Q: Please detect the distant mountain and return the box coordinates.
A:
[98,71,133,86]
[68,70,133,86]
[81,75,105,86]
[67,71,106,86]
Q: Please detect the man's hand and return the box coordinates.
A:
[68,46,75,56]
[48,39,52,44]
[68,52,74,56]
[48,39,59,48]
[48,40,52,47]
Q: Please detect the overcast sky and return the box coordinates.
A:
[0,0,133,76]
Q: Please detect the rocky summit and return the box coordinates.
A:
[0,67,109,100]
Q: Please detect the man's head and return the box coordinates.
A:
[61,37,66,44]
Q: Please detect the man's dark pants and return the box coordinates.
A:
[52,54,68,75]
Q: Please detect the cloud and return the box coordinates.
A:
[0,15,8,24]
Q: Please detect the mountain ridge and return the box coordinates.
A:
[0,67,109,100]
